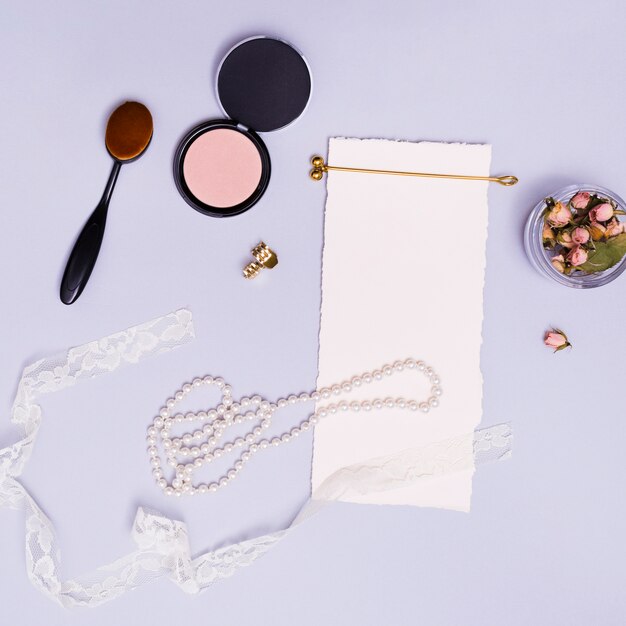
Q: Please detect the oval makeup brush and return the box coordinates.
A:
[60,101,153,305]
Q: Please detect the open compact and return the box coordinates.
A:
[173,36,312,217]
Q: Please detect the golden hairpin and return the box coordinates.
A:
[309,155,518,187]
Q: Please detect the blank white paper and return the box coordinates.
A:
[312,138,492,511]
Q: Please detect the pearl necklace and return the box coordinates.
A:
[147,358,442,497]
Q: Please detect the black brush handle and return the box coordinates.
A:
[60,161,121,305]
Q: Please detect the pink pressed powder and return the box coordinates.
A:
[182,128,262,208]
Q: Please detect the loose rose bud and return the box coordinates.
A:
[551,254,566,273]
[605,218,624,238]
[544,329,571,352]
[589,221,606,241]
[542,223,555,244]
[556,229,574,248]
[567,246,588,267]
[571,191,591,209]
[571,226,590,245]
[589,203,614,222]
[547,201,572,227]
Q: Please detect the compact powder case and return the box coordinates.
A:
[173,36,312,217]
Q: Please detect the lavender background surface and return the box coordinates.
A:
[1,1,625,624]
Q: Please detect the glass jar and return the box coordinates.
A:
[524,184,626,288]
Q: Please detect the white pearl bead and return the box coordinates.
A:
[393,361,404,371]
[362,401,372,411]
[310,415,319,425]
[166,399,175,409]
[271,437,281,446]
[227,470,236,480]
[235,461,243,470]
[214,449,223,458]
[194,458,203,467]
[192,378,202,387]
[311,391,321,400]
[419,403,430,413]
[150,458,160,469]
[157,479,167,488]
[383,366,392,376]
[182,434,192,445]
[260,440,269,449]
[409,401,418,411]
[288,394,298,404]
[209,483,218,492]
[251,395,262,404]
[351,376,362,387]
[175,391,184,401]
[154,417,164,428]
[164,487,174,496]
[148,446,158,457]
[428,397,439,408]
[431,386,442,397]
[204,453,213,463]
[203,376,213,384]
[159,408,169,418]
[198,484,208,494]
[417,361,425,371]
[291,428,300,437]
[405,358,416,369]
[242,451,252,460]
[350,401,360,412]
[190,447,200,457]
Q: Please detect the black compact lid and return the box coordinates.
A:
[217,37,312,133]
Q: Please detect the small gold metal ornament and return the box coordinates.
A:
[309,155,518,186]
[243,242,279,279]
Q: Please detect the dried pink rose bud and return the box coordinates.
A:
[567,246,588,267]
[556,229,574,248]
[550,254,566,273]
[542,223,555,243]
[571,192,591,209]
[547,201,572,227]
[589,203,614,222]
[571,226,590,245]
[589,221,606,241]
[544,329,571,352]
[605,218,624,238]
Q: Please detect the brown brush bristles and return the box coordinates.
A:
[105,101,153,161]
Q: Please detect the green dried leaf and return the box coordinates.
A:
[578,233,626,273]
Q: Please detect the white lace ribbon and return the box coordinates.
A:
[0,309,512,608]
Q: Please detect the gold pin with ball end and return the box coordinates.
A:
[309,155,518,186]
[243,242,279,279]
